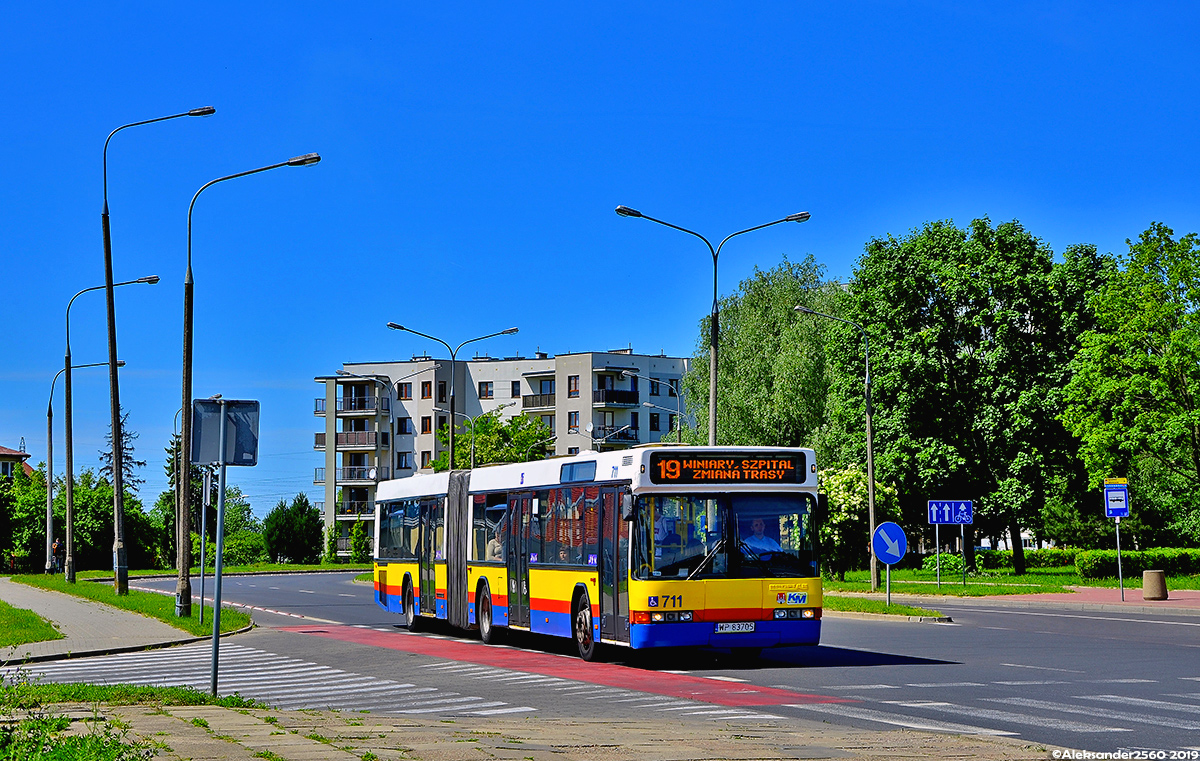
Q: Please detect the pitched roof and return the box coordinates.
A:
[0,445,30,460]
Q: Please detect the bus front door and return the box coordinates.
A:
[599,487,630,643]
[505,495,531,628]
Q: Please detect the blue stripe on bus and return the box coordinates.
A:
[629,619,820,649]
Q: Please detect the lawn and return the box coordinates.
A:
[823,564,1200,596]
[823,594,943,617]
[0,598,63,648]
[11,575,251,637]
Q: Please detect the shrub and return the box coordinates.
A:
[921,552,965,575]
[1076,548,1200,579]
[262,494,322,564]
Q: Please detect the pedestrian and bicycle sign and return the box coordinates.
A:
[1104,479,1130,518]
[927,500,973,525]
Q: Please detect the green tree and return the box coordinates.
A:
[829,218,1090,572]
[262,493,322,564]
[1062,222,1200,545]
[220,486,260,536]
[99,407,147,496]
[324,522,339,563]
[431,411,552,471]
[162,434,217,543]
[680,255,846,454]
[349,519,370,563]
[819,466,898,580]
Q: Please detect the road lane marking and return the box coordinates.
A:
[987,697,1200,730]
[1077,694,1200,714]
[905,682,985,688]
[785,703,1017,736]
[465,706,537,715]
[903,700,1127,733]
[992,681,1068,686]
[706,675,748,683]
[1000,663,1083,673]
[821,684,899,690]
[948,607,1200,628]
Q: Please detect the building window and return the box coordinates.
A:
[568,410,579,429]
[398,382,412,400]
[539,378,555,395]
[0,462,11,478]
[668,378,679,397]
[630,411,638,433]
[598,375,614,390]
[567,447,579,455]
[421,451,431,468]
[668,414,677,433]
[567,375,579,398]
[650,378,661,396]
[438,381,447,403]
[421,381,432,399]
[421,416,432,434]
[650,413,660,432]
[438,415,447,431]
[398,417,413,435]
[511,380,521,398]
[541,414,555,433]
[479,381,494,399]
[397,452,412,469]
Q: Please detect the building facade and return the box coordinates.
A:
[313,348,689,554]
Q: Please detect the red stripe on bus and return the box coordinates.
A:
[528,597,572,614]
[277,624,848,707]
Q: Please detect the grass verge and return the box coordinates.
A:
[3,681,261,710]
[823,594,943,618]
[11,575,250,637]
[354,572,373,583]
[75,561,372,579]
[0,598,64,648]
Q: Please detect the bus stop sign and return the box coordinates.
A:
[1104,478,1130,518]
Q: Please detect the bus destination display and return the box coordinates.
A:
[648,452,804,485]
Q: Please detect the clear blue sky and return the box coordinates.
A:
[3,3,1198,517]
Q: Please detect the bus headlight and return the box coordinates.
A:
[774,609,788,619]
[651,612,665,622]
[801,608,815,619]
[679,611,693,622]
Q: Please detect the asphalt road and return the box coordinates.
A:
[124,572,1200,753]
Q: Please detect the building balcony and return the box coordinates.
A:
[314,431,390,449]
[315,500,376,516]
[336,535,375,553]
[593,389,639,407]
[314,396,390,415]
[595,425,640,443]
[314,466,390,484]
[522,393,556,409]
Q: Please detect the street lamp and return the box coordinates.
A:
[47,360,123,575]
[386,324,518,472]
[568,423,631,451]
[522,434,557,460]
[102,106,214,595]
[63,276,157,582]
[794,304,878,591]
[434,401,516,468]
[617,369,687,444]
[177,152,321,617]
[642,401,693,444]
[616,206,810,446]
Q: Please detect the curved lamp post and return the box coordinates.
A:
[617,369,686,443]
[795,304,878,591]
[616,206,810,446]
[386,324,518,472]
[63,276,156,582]
[434,401,516,468]
[642,401,694,444]
[47,360,124,576]
[103,106,214,595]
[177,152,321,617]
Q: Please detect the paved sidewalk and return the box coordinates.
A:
[0,576,195,663]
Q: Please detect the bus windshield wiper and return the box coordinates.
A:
[687,537,725,580]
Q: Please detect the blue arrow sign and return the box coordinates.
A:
[872,522,908,565]
[927,500,974,525]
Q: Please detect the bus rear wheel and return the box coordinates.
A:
[403,582,421,631]
[574,591,598,661]
[478,585,501,645]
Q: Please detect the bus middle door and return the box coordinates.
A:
[599,486,630,642]
[505,495,532,628]
[418,497,438,616]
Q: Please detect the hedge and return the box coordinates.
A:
[1075,548,1200,579]
[975,548,1080,570]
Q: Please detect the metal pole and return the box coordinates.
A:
[448,350,456,470]
[200,466,211,624]
[709,258,719,447]
[101,207,128,595]
[886,564,891,606]
[1116,517,1124,602]
[210,400,228,696]
[961,524,966,587]
[45,398,54,573]
[63,353,75,582]
[936,524,941,592]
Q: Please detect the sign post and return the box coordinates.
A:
[191,398,259,696]
[928,501,973,591]
[872,522,908,606]
[1104,479,1130,601]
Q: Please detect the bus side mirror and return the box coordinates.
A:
[620,492,634,521]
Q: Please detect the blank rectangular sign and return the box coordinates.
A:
[191,399,259,466]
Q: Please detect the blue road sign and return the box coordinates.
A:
[928,500,973,525]
[1104,483,1130,518]
[872,522,908,565]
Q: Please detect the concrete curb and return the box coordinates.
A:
[823,609,953,623]
[835,590,1200,618]
[3,622,255,666]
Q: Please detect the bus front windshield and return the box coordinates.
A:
[633,492,817,580]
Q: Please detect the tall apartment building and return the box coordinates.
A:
[314,348,689,554]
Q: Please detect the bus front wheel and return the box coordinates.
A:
[574,591,598,661]
[478,585,501,645]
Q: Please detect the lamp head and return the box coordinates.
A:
[116,360,126,367]
[335,369,350,376]
[138,275,160,285]
[188,106,217,117]
[386,322,404,331]
[615,205,642,218]
[786,211,812,223]
[287,153,322,167]
[501,327,519,335]
[642,401,653,408]
[209,393,222,399]
[794,305,816,314]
